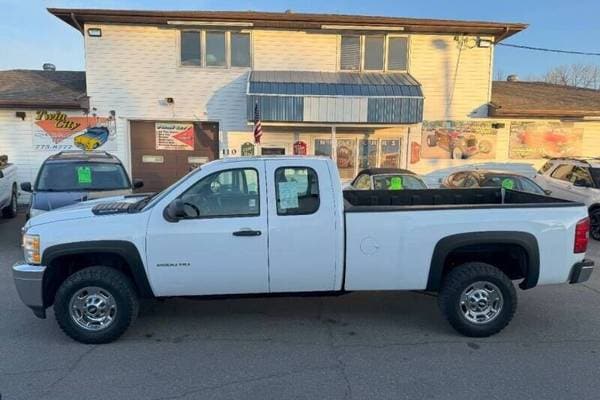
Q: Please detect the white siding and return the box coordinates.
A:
[0,109,85,202]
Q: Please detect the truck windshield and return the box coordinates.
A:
[35,162,131,192]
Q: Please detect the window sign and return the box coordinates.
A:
[336,139,357,180]
[77,166,92,184]
[359,139,378,169]
[293,141,307,155]
[380,139,401,168]
[314,139,332,157]
[278,182,300,210]
[241,142,255,156]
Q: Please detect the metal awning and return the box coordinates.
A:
[247,71,424,124]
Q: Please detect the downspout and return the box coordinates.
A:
[70,12,84,35]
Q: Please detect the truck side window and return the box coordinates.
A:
[354,174,371,190]
[569,166,594,187]
[179,168,260,218]
[275,167,320,215]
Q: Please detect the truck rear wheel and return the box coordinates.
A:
[438,262,516,337]
[54,266,139,344]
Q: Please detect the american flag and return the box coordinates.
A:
[253,101,262,144]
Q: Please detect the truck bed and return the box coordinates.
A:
[343,188,577,211]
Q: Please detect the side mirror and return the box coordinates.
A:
[20,182,32,192]
[133,179,144,189]
[163,199,186,222]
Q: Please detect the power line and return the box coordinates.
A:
[497,42,600,56]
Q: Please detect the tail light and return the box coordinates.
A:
[574,217,590,254]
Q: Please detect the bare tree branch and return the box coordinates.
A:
[541,64,600,89]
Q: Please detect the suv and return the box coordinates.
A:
[20,151,143,219]
[534,158,600,239]
[442,170,548,196]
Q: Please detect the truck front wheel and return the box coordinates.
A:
[54,266,139,344]
[438,262,516,337]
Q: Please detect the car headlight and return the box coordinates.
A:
[22,234,41,265]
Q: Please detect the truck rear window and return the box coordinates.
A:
[36,162,131,192]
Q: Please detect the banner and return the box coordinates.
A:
[509,121,583,159]
[155,123,195,151]
[33,111,116,151]
[421,121,497,160]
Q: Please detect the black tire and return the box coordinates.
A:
[2,186,17,218]
[590,209,600,241]
[54,266,139,344]
[438,262,517,337]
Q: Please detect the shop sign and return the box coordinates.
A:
[421,121,497,160]
[509,121,583,159]
[156,123,195,151]
[33,111,116,151]
[293,141,307,155]
[241,142,255,156]
[410,141,421,164]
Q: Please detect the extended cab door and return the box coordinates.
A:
[265,159,342,292]
[145,161,269,296]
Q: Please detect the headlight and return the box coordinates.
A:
[23,234,41,265]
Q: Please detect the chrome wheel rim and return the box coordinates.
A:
[69,286,117,331]
[459,281,503,324]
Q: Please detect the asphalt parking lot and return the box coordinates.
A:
[2,213,600,400]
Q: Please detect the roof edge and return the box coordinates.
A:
[47,8,527,41]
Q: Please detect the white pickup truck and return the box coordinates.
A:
[13,156,594,343]
[0,155,18,218]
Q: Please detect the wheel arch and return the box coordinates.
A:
[426,231,540,292]
[42,240,154,307]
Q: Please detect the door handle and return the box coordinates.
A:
[233,229,262,237]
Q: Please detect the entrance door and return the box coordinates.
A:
[130,121,219,192]
[145,161,269,296]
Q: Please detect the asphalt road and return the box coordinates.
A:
[2,212,600,400]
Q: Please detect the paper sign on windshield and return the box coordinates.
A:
[390,176,404,190]
[501,178,515,190]
[278,182,299,209]
[77,166,92,184]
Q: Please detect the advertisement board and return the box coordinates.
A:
[155,123,195,151]
[421,121,497,160]
[33,111,116,151]
[509,121,583,159]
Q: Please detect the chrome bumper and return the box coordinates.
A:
[12,262,47,319]
[569,259,594,284]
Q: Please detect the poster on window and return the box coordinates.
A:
[380,139,402,168]
[509,121,583,159]
[359,139,378,169]
[155,123,195,150]
[32,111,117,151]
[421,121,497,160]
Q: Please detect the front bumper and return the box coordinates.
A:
[12,262,47,319]
[569,259,594,284]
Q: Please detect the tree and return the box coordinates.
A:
[542,64,600,89]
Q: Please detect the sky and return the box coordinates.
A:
[1,0,599,79]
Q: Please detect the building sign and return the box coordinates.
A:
[410,141,421,164]
[33,111,116,151]
[241,142,255,156]
[293,141,307,156]
[155,123,195,151]
[509,121,583,159]
[421,121,497,160]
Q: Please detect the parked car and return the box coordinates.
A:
[13,156,594,343]
[20,151,143,219]
[0,154,18,218]
[534,157,600,240]
[441,170,548,195]
[347,168,428,190]
[426,128,492,159]
[74,126,110,151]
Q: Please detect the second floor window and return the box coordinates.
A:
[180,30,251,68]
[340,34,408,72]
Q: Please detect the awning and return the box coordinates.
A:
[247,71,424,124]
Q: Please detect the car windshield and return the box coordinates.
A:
[589,168,600,188]
[480,175,545,195]
[372,174,427,190]
[35,162,131,192]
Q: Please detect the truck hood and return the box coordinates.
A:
[31,189,133,212]
[25,195,147,228]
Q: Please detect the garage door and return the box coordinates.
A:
[130,121,219,192]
